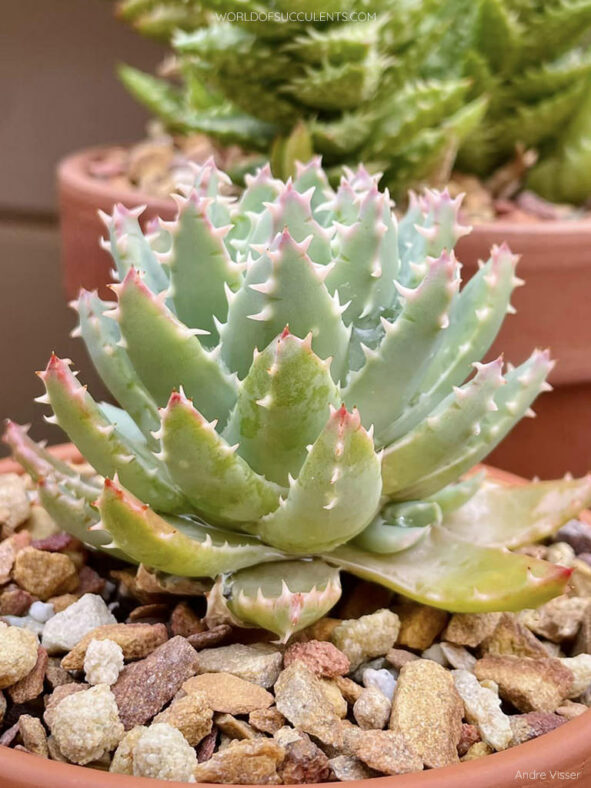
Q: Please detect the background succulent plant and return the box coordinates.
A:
[116,0,591,203]
[6,160,591,640]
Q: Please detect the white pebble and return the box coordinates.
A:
[29,601,55,623]
[362,668,397,701]
[42,594,116,654]
[3,615,44,636]
[84,639,125,686]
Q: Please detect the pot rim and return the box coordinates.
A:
[58,146,591,235]
[1,444,590,787]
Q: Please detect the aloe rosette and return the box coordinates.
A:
[6,159,591,640]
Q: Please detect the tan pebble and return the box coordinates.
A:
[62,622,168,670]
[386,648,420,670]
[9,646,47,703]
[560,653,591,697]
[0,474,31,533]
[394,601,448,651]
[47,735,68,762]
[343,724,423,775]
[556,700,588,719]
[0,622,39,688]
[353,685,391,730]
[320,678,348,718]
[154,691,213,746]
[135,564,210,596]
[443,613,502,648]
[279,730,331,784]
[332,609,400,670]
[196,643,283,688]
[110,726,146,775]
[329,755,377,781]
[215,713,256,740]
[297,617,341,643]
[193,737,285,784]
[390,659,463,768]
[274,662,343,747]
[461,741,493,761]
[333,675,363,704]
[569,559,591,597]
[574,604,591,655]
[24,503,59,541]
[46,657,76,689]
[0,532,31,584]
[19,714,48,758]
[249,707,286,735]
[170,601,204,637]
[183,672,274,715]
[474,656,574,712]
[546,542,576,567]
[47,594,79,613]
[480,612,548,658]
[13,547,77,601]
[520,596,589,643]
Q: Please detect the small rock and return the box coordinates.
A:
[13,547,78,601]
[0,587,33,616]
[48,594,78,613]
[332,609,400,670]
[440,642,476,671]
[28,601,55,623]
[133,723,197,781]
[394,601,448,651]
[298,617,341,643]
[0,691,5,725]
[546,541,576,567]
[274,662,342,747]
[350,657,388,683]
[474,656,573,712]
[443,613,502,648]
[193,737,285,784]
[249,707,286,735]
[520,596,589,643]
[47,735,68,762]
[560,653,591,697]
[279,731,331,784]
[8,646,47,703]
[183,672,274,715]
[44,683,88,727]
[215,713,256,740]
[84,639,124,686]
[461,741,493,761]
[362,667,396,700]
[0,622,39,688]
[46,657,75,689]
[421,643,448,665]
[570,559,591,597]
[480,612,548,658]
[0,533,31,585]
[196,643,283,688]
[154,691,213,746]
[329,755,376,781]
[42,594,116,654]
[197,727,218,763]
[49,684,124,765]
[333,675,363,704]
[343,725,423,775]
[110,726,146,775]
[2,614,44,636]
[19,714,48,758]
[188,625,232,650]
[61,621,168,669]
[457,723,480,757]
[452,669,512,751]
[556,519,591,555]
[284,639,350,678]
[389,659,463,768]
[112,636,198,729]
[170,600,204,637]
[509,711,566,746]
[75,566,105,596]
[127,603,169,622]
[386,648,419,670]
[0,473,30,533]
[136,564,210,596]
[31,532,73,552]
[556,700,588,719]
[353,686,391,730]
[574,602,591,654]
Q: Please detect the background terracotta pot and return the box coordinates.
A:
[457,221,591,480]
[1,448,591,784]
[58,148,591,478]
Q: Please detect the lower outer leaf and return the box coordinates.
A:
[97,478,285,578]
[222,559,342,642]
[326,525,572,613]
[442,476,591,548]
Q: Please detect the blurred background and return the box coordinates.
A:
[1,0,164,454]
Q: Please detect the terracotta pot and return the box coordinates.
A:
[1,446,590,787]
[57,149,591,476]
[58,147,176,301]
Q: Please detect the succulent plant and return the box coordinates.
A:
[116,0,591,203]
[6,159,591,640]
